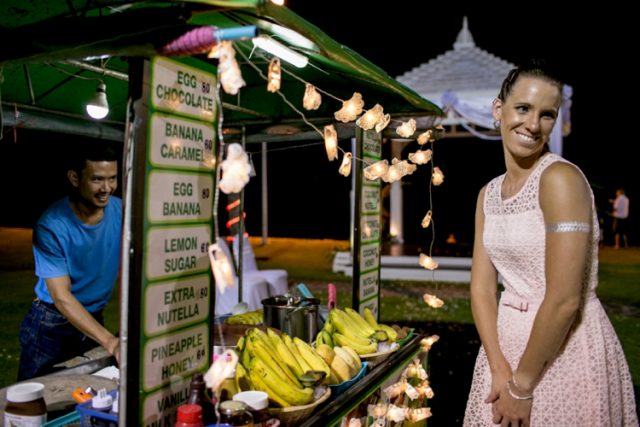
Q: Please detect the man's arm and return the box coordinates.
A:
[46,276,120,364]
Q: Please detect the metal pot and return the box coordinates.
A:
[262,295,319,343]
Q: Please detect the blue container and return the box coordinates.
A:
[328,361,368,399]
[75,390,118,427]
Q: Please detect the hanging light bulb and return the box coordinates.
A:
[303,83,322,110]
[363,159,389,180]
[86,82,109,119]
[396,118,417,138]
[356,104,384,130]
[267,57,281,93]
[419,254,439,270]
[338,152,352,177]
[334,92,364,123]
[421,210,432,228]
[409,149,433,165]
[323,124,338,161]
[432,167,445,186]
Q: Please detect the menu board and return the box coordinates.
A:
[125,56,217,426]
[353,129,382,318]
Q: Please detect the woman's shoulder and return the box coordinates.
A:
[540,156,586,186]
[539,157,592,208]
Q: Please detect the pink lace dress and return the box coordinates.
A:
[464,154,638,426]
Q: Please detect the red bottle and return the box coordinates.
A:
[176,403,204,427]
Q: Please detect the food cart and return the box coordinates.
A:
[0,1,443,425]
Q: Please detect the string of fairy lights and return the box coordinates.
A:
[206,32,446,424]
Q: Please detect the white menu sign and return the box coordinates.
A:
[145,225,211,281]
[147,171,213,223]
[149,112,215,171]
[144,274,210,336]
[151,57,216,121]
[143,323,209,391]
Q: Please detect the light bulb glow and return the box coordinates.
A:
[335,92,364,123]
[432,167,444,186]
[338,152,352,176]
[323,125,338,161]
[252,35,308,68]
[86,83,109,119]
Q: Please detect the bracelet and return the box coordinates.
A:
[506,379,533,400]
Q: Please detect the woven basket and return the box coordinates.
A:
[268,387,331,426]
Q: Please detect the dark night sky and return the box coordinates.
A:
[272,2,638,245]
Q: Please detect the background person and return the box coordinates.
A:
[463,61,637,426]
[610,187,629,248]
[17,141,122,381]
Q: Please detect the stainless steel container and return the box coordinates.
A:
[262,296,319,343]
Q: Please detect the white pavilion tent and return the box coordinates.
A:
[387,17,572,243]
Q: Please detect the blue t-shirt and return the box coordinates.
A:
[33,196,122,313]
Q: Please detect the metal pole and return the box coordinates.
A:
[261,141,268,245]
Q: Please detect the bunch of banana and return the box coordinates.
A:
[234,327,331,407]
[315,307,400,355]
[313,308,377,355]
[363,307,399,343]
[315,343,362,384]
[224,309,263,325]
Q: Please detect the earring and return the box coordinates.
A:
[493,120,501,129]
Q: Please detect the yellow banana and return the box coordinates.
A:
[332,332,378,355]
[333,346,358,377]
[268,329,305,379]
[250,357,314,406]
[341,345,362,371]
[323,319,334,334]
[283,333,313,374]
[315,330,325,346]
[235,361,253,391]
[236,335,246,353]
[330,316,376,346]
[240,345,252,370]
[344,307,376,336]
[321,330,334,348]
[315,343,335,366]
[329,309,372,341]
[248,365,291,408]
[293,337,331,378]
[363,307,379,328]
[266,327,284,348]
[249,327,279,356]
[249,337,302,388]
[330,353,352,382]
[376,323,398,342]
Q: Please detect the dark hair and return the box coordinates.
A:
[69,141,119,174]
[497,59,564,102]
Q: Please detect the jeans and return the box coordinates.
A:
[18,299,103,381]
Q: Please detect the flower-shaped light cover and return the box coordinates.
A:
[303,83,322,110]
[334,92,364,123]
[323,124,338,161]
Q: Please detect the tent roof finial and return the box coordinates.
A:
[454,16,475,49]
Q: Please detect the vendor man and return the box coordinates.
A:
[18,142,122,380]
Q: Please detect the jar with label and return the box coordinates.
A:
[218,400,253,427]
[3,382,47,426]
